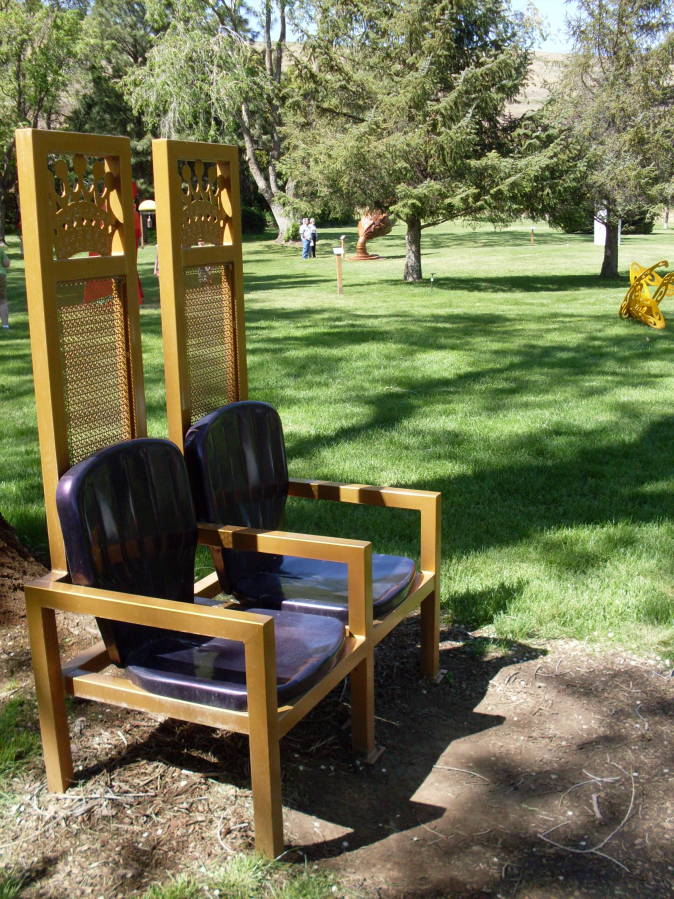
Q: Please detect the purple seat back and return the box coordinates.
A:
[184,402,288,591]
[56,439,198,666]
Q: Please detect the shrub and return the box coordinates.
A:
[240,206,268,235]
[284,221,300,241]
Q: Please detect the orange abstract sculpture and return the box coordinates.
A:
[350,210,393,260]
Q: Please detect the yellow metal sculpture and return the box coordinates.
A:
[619,260,674,329]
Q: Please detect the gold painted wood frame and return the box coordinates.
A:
[16,128,146,572]
[152,137,442,679]
[17,129,380,859]
[153,139,248,450]
[25,526,375,858]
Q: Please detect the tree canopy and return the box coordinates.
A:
[0,0,85,241]
[67,0,156,193]
[282,0,533,280]
[125,0,294,238]
[501,0,674,277]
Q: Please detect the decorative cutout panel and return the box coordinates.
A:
[179,160,230,247]
[184,263,238,422]
[57,278,134,465]
[49,155,120,259]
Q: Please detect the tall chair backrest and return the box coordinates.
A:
[56,438,197,665]
[16,129,146,572]
[184,401,289,592]
[153,140,248,452]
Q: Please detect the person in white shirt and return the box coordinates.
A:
[300,218,312,258]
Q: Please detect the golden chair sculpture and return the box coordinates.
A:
[619,260,674,329]
[17,128,378,859]
[152,139,442,683]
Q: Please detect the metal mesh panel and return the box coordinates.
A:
[56,278,134,466]
[183,262,238,423]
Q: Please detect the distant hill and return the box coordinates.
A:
[507,52,566,116]
[254,44,565,117]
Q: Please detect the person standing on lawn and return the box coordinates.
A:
[0,245,10,330]
[310,218,318,257]
[300,217,312,258]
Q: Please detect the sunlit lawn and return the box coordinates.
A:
[3,220,674,653]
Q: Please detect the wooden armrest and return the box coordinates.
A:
[197,524,373,638]
[24,575,273,645]
[288,478,440,512]
[287,479,442,576]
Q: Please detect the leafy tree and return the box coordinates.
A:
[67,0,156,193]
[508,0,674,278]
[0,0,85,242]
[125,0,294,238]
[282,0,532,281]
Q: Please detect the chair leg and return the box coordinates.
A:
[248,725,284,858]
[420,587,440,679]
[246,621,284,858]
[25,603,74,792]
[350,653,375,758]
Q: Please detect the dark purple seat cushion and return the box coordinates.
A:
[230,553,416,621]
[56,439,345,710]
[185,401,416,621]
[125,609,345,710]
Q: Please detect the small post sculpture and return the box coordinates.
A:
[350,210,393,260]
[334,246,344,294]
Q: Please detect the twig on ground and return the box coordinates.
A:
[591,794,604,824]
[560,772,620,807]
[433,765,490,781]
[540,769,636,872]
[581,770,620,784]
[0,686,22,700]
[420,821,448,839]
[216,814,233,852]
[512,867,524,899]
[501,864,524,899]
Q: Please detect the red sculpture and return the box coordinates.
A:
[350,210,393,260]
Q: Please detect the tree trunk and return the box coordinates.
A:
[665,206,669,230]
[269,199,292,241]
[0,195,6,247]
[600,220,620,278]
[404,216,422,282]
[239,101,292,241]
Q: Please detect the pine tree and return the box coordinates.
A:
[509,0,674,278]
[283,0,532,280]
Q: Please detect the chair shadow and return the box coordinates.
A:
[72,621,528,859]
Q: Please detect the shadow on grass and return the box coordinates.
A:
[285,408,674,563]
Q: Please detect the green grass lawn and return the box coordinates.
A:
[3,221,674,654]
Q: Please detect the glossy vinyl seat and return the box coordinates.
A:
[184,401,417,621]
[55,438,345,710]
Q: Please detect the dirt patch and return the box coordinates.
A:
[0,512,46,626]
[1,611,673,898]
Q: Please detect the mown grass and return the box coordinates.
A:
[0,875,22,899]
[140,855,334,899]
[2,220,674,653]
[0,869,23,899]
[0,697,41,785]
